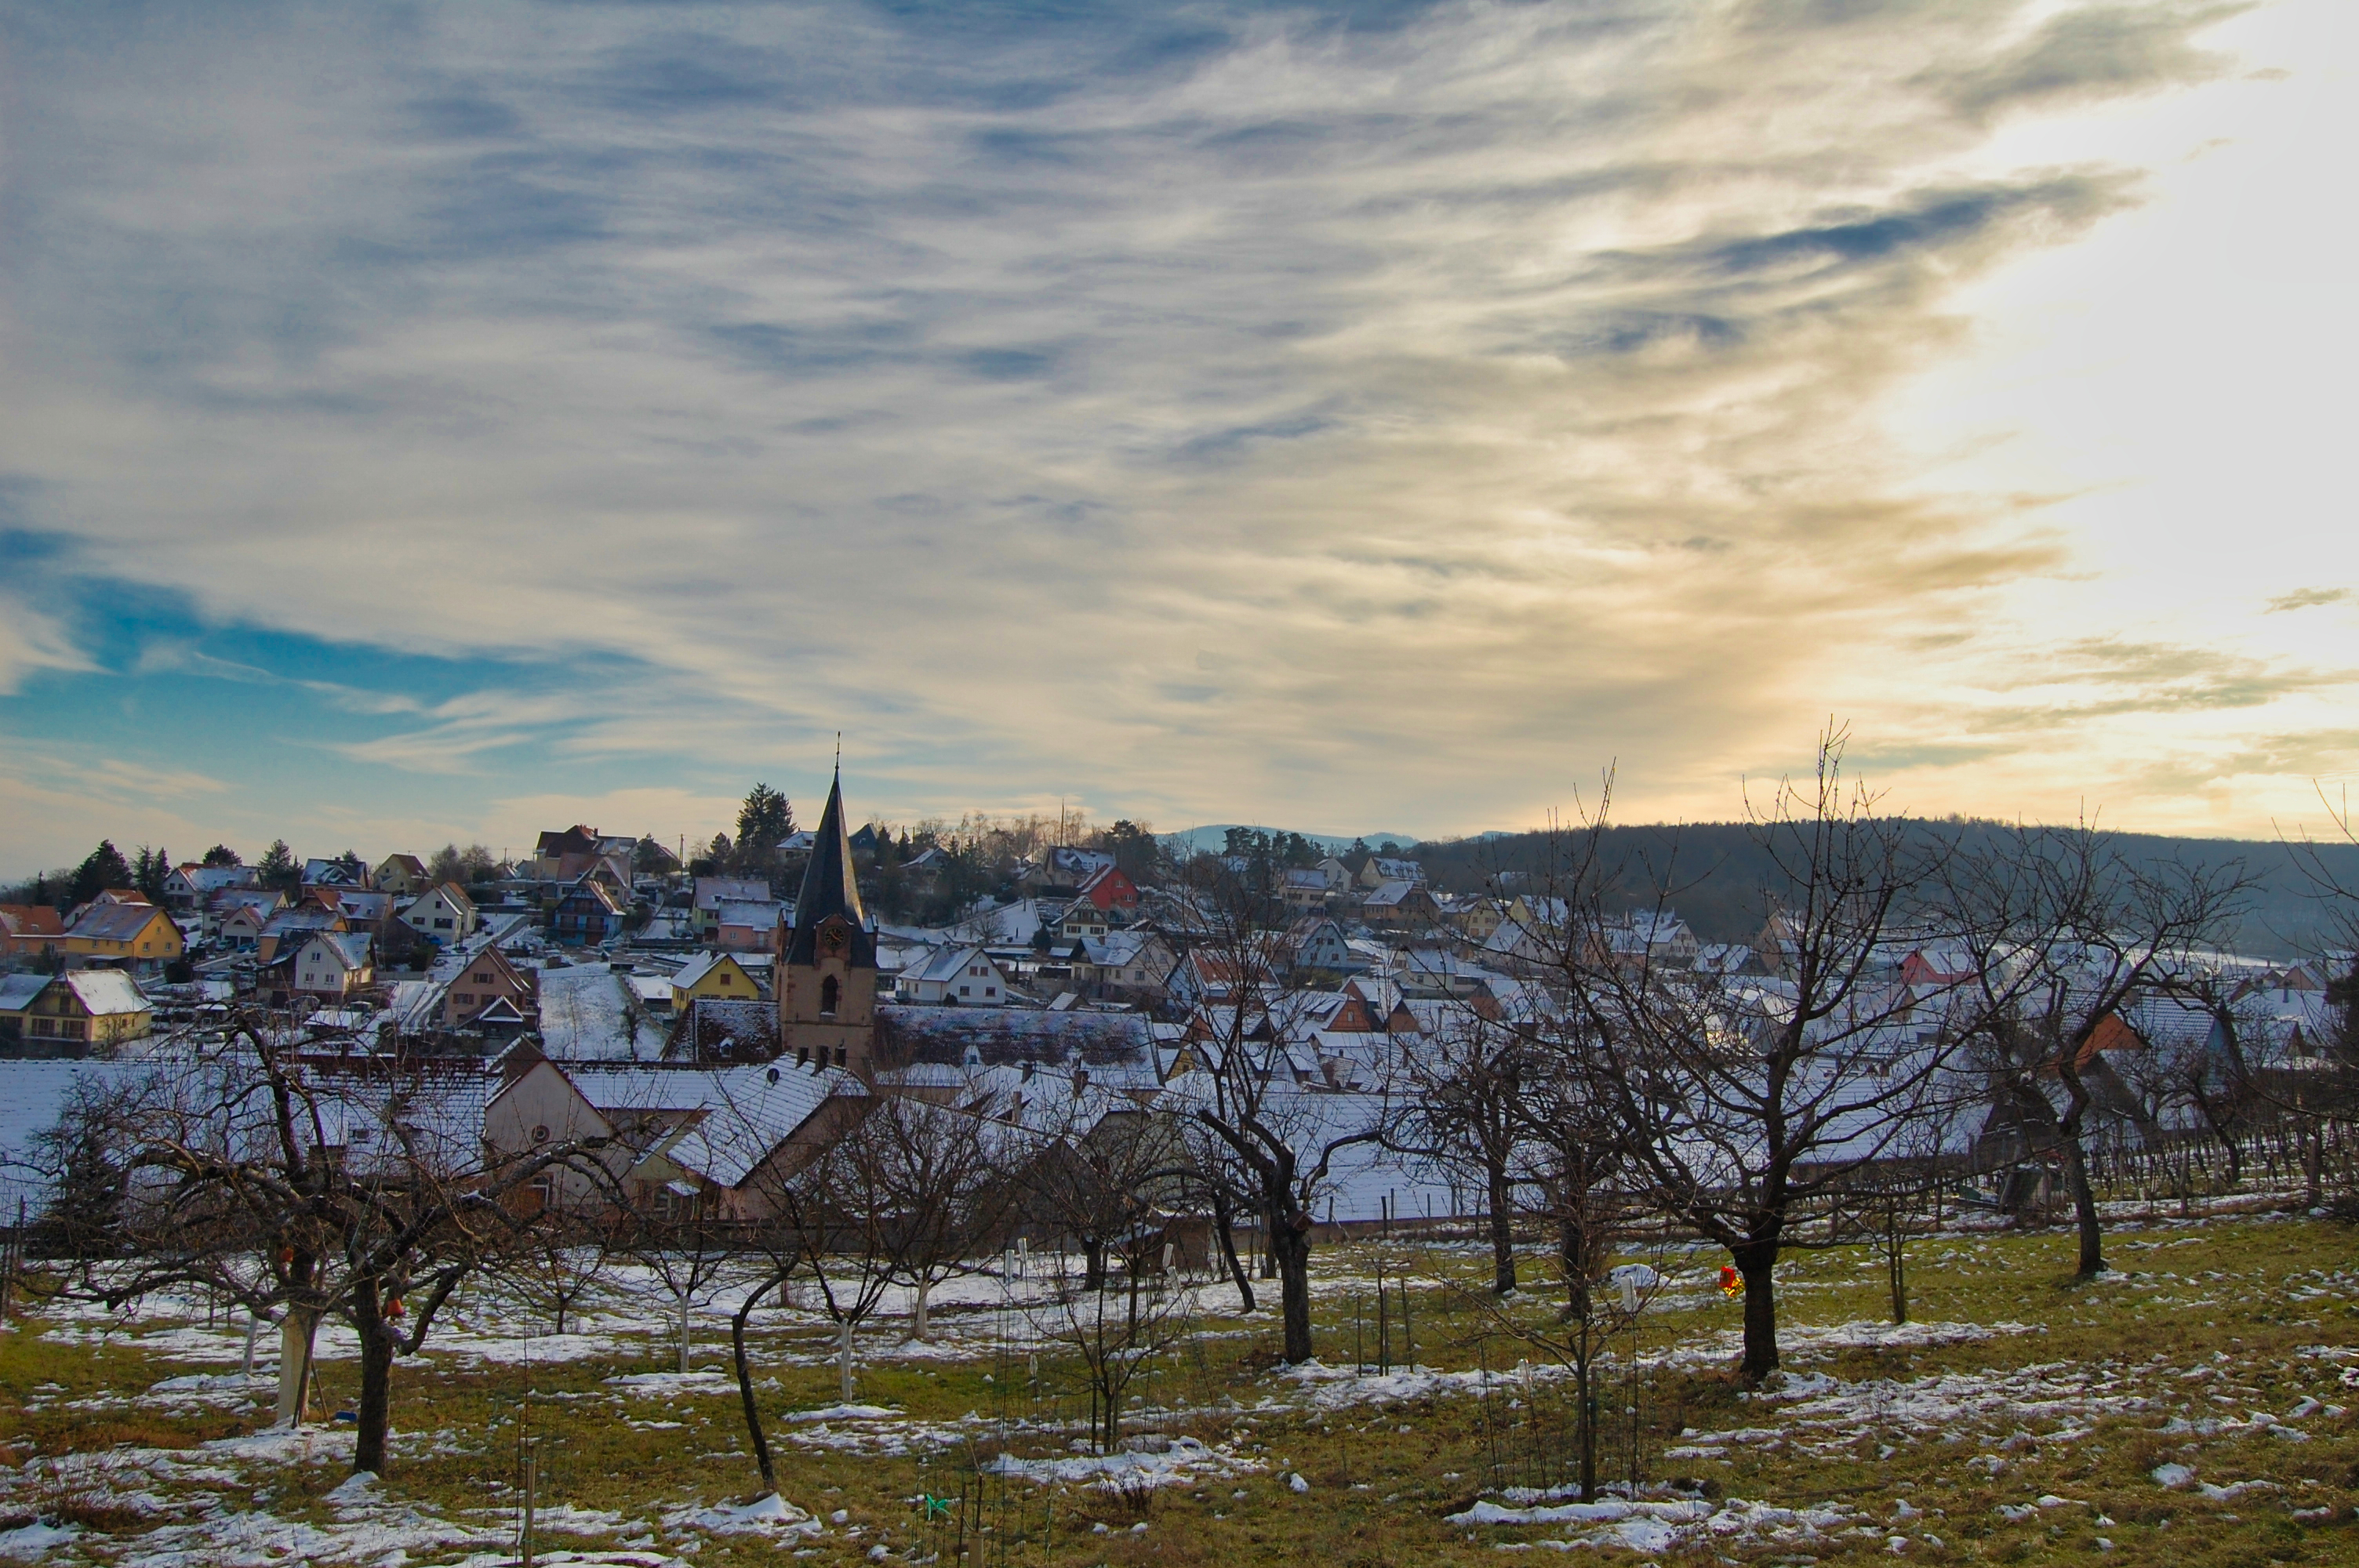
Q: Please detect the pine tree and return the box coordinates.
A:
[257,840,300,892]
[135,845,172,902]
[67,841,134,907]
[201,844,242,867]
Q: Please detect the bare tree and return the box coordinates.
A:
[53,1018,602,1475]
[620,1198,741,1377]
[1496,1014,1633,1501]
[1391,1004,1530,1295]
[496,1207,620,1336]
[1165,855,1391,1364]
[771,1104,918,1401]
[1036,1213,1198,1454]
[1023,1083,1192,1298]
[2272,786,2359,1209]
[1554,738,1995,1381]
[1958,822,2248,1276]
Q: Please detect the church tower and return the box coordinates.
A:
[778,768,878,1076]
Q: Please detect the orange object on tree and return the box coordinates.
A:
[1718,1265,1741,1298]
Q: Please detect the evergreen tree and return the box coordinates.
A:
[256,840,300,892]
[135,845,172,902]
[201,844,242,867]
[732,785,794,877]
[67,841,134,907]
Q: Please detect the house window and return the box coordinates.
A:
[984,986,996,998]
[958,985,970,997]
[820,975,840,1017]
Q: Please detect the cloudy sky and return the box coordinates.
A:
[1,0,2351,873]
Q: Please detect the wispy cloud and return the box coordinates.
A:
[0,0,2328,858]
[2266,586,2348,613]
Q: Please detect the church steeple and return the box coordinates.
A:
[785,767,870,966]
[779,764,877,1076]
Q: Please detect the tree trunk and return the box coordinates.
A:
[911,1276,931,1342]
[1211,1195,1256,1313]
[1272,1214,1314,1364]
[242,1315,260,1377]
[1082,1239,1106,1294]
[732,1274,783,1494]
[1885,1204,1907,1326]
[275,1308,318,1428]
[1486,1163,1517,1295]
[677,1294,692,1375]
[836,1318,856,1401]
[2061,1131,2105,1276]
[351,1281,396,1476]
[1575,1351,1598,1503]
[1732,1240,1779,1384]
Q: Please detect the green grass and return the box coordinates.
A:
[1,1210,2355,1566]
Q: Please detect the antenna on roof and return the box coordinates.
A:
[834,731,841,775]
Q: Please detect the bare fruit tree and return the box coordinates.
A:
[51,1018,602,1475]
[1036,1211,1199,1454]
[1955,822,2248,1276]
[1553,738,1996,1382]
[1390,1001,1530,1296]
[1165,852,1392,1364]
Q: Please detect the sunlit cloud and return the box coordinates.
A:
[0,0,2346,869]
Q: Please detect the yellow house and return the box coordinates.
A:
[2,971,154,1052]
[62,899,185,968]
[671,951,764,1010]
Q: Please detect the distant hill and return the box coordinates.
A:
[1407,822,2359,961]
[1161,824,1419,856]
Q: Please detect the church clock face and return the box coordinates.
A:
[819,923,847,958]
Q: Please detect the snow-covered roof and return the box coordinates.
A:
[0,974,49,1012]
[69,902,175,943]
[565,1062,867,1189]
[534,966,645,1060]
[715,900,783,931]
[300,931,374,972]
[63,970,153,1016]
[671,951,736,990]
[903,945,991,985]
[694,877,770,911]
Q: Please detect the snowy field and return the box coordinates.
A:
[1,1207,2355,1566]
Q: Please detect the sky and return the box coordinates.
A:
[1,0,2353,876]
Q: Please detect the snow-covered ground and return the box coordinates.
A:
[4,1213,2354,1565]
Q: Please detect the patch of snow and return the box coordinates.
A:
[0,1521,79,1560]
[988,1436,1260,1490]
[605,1371,737,1397]
[663,1493,821,1537]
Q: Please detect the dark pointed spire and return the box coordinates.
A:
[785,766,871,967]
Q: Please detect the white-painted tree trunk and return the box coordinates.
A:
[241,1315,260,1377]
[911,1276,931,1341]
[274,1310,318,1428]
[837,1319,856,1401]
[676,1295,692,1375]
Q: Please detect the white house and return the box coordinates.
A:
[293,931,376,999]
[896,945,1014,1006]
[1358,855,1425,889]
[404,881,480,944]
